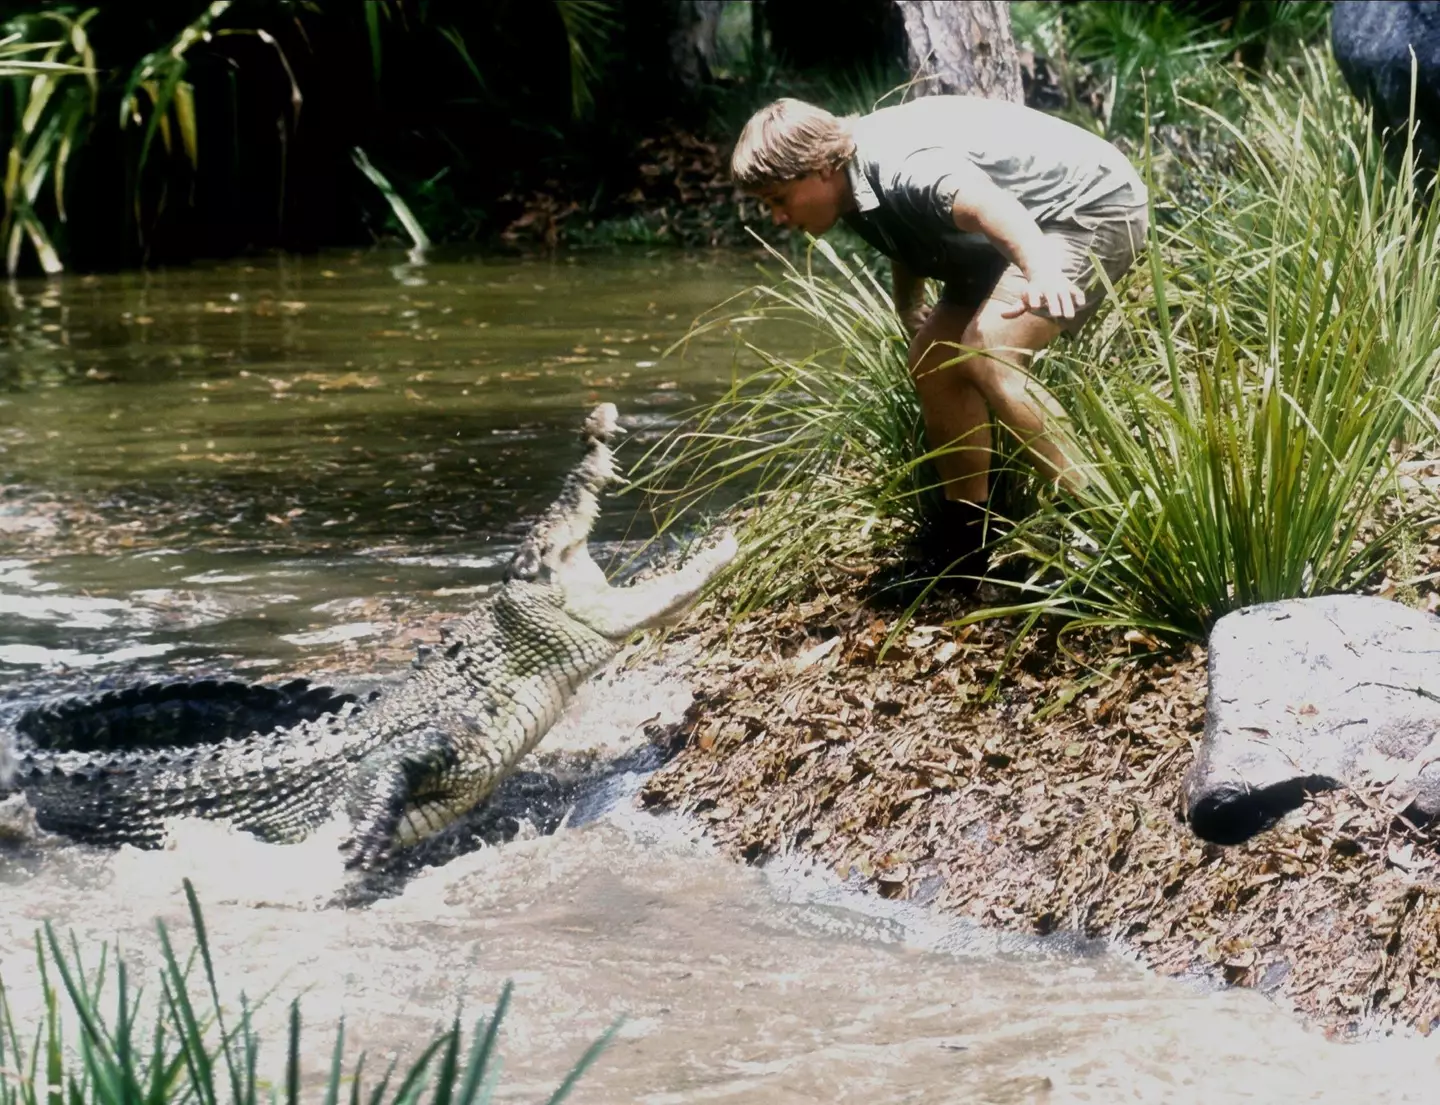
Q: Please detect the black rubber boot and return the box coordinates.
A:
[867,499,992,606]
[915,498,992,583]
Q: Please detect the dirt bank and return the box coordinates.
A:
[639,580,1440,1038]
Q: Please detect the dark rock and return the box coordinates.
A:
[1185,595,1440,844]
[1332,0,1440,167]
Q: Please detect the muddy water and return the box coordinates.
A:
[3,251,1440,1102]
[0,248,756,670]
[3,666,1439,1105]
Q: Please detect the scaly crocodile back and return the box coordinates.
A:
[12,700,368,848]
[13,678,359,753]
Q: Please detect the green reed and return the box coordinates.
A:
[638,49,1440,646]
[632,234,944,615]
[993,50,1440,641]
[0,881,613,1105]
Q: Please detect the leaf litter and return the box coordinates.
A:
[639,571,1440,1039]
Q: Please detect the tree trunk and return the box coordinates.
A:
[895,0,1023,103]
[669,0,724,88]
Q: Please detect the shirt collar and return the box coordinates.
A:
[846,155,879,213]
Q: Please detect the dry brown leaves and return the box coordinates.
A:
[499,185,582,251]
[641,579,1440,1037]
[502,128,746,250]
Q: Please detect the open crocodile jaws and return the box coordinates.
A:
[7,404,737,869]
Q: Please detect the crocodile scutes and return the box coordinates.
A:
[1,404,737,870]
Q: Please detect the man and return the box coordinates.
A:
[731,95,1147,575]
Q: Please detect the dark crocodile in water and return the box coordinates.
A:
[6,677,363,754]
[0,404,737,869]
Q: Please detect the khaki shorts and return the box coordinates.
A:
[938,205,1149,333]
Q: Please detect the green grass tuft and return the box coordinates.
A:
[0,880,615,1105]
[638,49,1440,649]
[997,51,1440,642]
[632,234,945,615]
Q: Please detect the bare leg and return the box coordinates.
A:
[911,297,1087,503]
[955,300,1085,494]
[908,302,990,503]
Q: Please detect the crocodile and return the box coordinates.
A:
[5,677,364,754]
[1,404,737,869]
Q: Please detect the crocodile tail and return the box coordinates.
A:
[12,678,358,753]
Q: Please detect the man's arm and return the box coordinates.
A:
[892,259,929,338]
[946,161,1084,320]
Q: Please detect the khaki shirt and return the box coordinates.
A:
[841,96,1147,280]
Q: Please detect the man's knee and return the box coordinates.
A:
[955,316,1048,390]
[963,301,1062,364]
[908,304,974,369]
[959,315,1003,358]
[910,340,982,390]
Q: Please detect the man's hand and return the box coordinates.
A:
[948,166,1087,323]
[1002,271,1086,321]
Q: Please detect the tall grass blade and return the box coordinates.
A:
[325,1019,346,1105]
[426,1018,460,1105]
[553,0,614,119]
[541,1020,619,1105]
[3,902,608,1105]
[353,146,431,253]
[285,1002,300,1105]
[365,2,384,83]
[454,982,508,1105]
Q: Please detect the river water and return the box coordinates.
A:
[2,249,1438,1103]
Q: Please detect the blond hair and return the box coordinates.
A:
[730,98,855,190]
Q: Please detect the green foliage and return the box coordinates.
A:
[0,0,619,268]
[0,8,97,273]
[361,0,612,121]
[705,49,910,152]
[118,1,230,187]
[1011,0,1332,138]
[0,24,90,79]
[0,881,615,1105]
[643,49,1440,648]
[565,211,672,248]
[0,2,267,273]
[806,58,912,118]
[998,52,1440,642]
[1067,1,1231,135]
[634,237,936,615]
[353,146,431,252]
[552,0,618,120]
